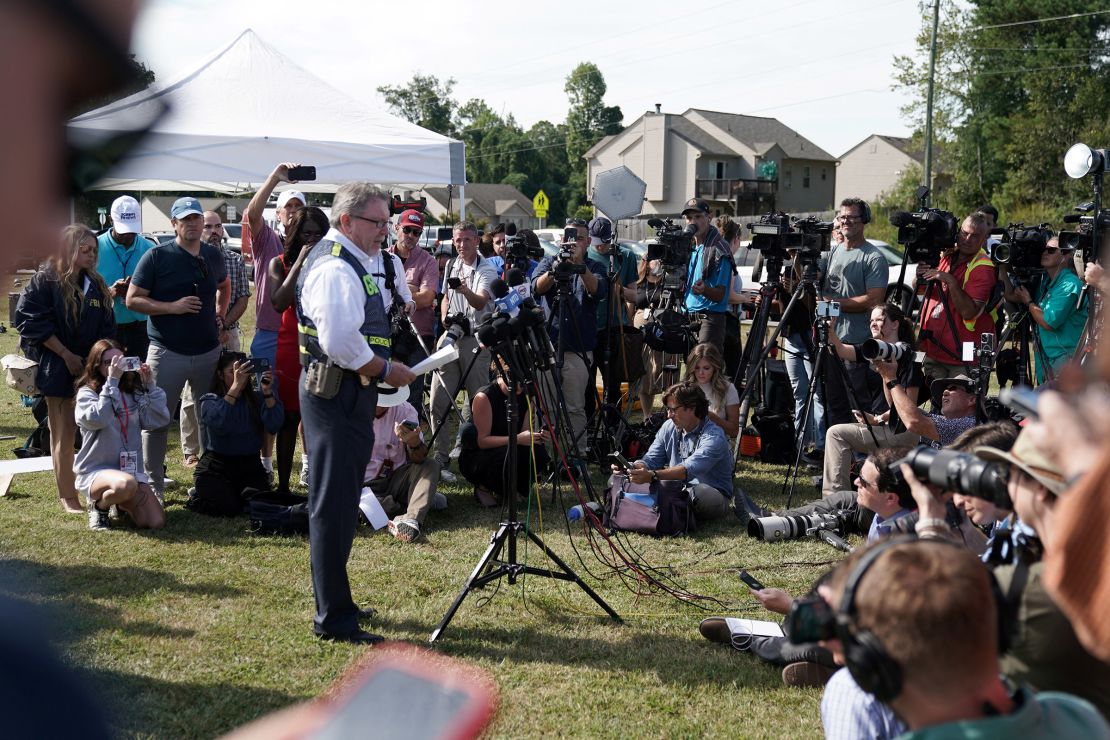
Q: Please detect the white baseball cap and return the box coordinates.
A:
[275,190,306,210]
[110,195,142,234]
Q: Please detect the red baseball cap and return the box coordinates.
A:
[398,209,425,230]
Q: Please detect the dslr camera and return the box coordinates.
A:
[439,313,472,348]
[893,445,1012,510]
[747,212,833,262]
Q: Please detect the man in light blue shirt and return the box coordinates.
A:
[625,381,733,519]
[681,198,734,346]
[97,195,154,359]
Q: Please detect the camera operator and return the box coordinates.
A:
[531,221,606,457]
[587,216,640,411]
[872,364,977,448]
[818,198,889,426]
[916,212,998,382]
[814,538,1109,737]
[681,199,735,347]
[430,222,497,483]
[618,382,733,520]
[1001,236,1087,384]
[901,427,1110,718]
[820,304,924,495]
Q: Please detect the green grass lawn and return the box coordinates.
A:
[0,283,849,738]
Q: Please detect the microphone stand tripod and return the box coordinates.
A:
[430,335,621,642]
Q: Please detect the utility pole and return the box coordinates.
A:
[923,0,941,207]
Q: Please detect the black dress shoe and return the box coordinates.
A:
[358,606,377,621]
[317,629,385,645]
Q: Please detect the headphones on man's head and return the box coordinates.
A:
[852,199,872,225]
[836,536,1013,703]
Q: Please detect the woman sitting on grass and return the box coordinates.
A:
[74,339,169,531]
[459,360,550,507]
[188,352,288,516]
[684,343,740,438]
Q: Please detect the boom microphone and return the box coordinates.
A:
[647,218,665,229]
[889,211,914,227]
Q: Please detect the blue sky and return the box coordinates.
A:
[133,0,924,157]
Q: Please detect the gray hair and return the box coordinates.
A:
[453,221,478,235]
[330,182,390,228]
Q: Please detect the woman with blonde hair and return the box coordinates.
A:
[684,343,740,438]
[14,224,115,513]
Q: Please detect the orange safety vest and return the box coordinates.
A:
[957,250,998,332]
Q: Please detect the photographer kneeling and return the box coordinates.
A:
[531,222,606,458]
[821,303,924,495]
[75,340,169,531]
[616,382,733,520]
[188,353,287,517]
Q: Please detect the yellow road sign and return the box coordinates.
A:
[532,189,549,217]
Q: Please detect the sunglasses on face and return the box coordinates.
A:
[401,227,422,236]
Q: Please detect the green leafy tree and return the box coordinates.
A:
[564,62,623,215]
[377,74,458,137]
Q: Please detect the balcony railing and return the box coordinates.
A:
[695,178,777,201]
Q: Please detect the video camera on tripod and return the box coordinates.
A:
[746,212,834,263]
[644,217,696,269]
[991,223,1053,274]
[888,186,958,267]
[1059,204,1110,265]
[503,224,545,272]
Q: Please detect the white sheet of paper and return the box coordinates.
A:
[962,341,975,362]
[358,487,390,530]
[725,617,785,638]
[408,345,459,376]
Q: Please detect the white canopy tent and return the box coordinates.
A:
[68,29,466,195]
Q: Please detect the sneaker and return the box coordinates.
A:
[782,661,835,688]
[388,518,420,543]
[431,492,448,510]
[449,445,462,460]
[439,468,458,484]
[88,502,110,531]
[183,453,199,468]
[299,461,310,487]
[153,488,165,507]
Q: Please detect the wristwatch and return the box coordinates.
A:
[886,379,900,390]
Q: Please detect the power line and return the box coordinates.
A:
[968,8,1110,32]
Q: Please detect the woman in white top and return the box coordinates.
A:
[684,343,740,438]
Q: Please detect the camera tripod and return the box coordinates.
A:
[429,338,621,643]
[996,273,1054,387]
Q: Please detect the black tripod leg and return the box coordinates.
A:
[521,527,622,622]
[429,523,512,643]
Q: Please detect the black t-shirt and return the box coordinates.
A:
[849,345,924,433]
[132,240,227,355]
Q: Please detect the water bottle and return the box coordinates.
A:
[567,501,601,521]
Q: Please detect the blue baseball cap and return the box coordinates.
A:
[170,197,204,220]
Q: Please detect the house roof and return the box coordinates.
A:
[670,117,734,156]
[688,109,836,161]
[422,183,533,219]
[840,134,923,163]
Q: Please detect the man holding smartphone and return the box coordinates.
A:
[98,195,155,360]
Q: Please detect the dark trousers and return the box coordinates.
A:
[116,320,150,363]
[300,372,377,637]
[696,311,727,347]
[459,444,550,499]
[190,451,270,516]
[822,356,880,427]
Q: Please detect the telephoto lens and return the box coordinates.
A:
[860,338,908,362]
[747,512,844,542]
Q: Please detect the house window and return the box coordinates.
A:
[803,166,811,189]
[784,167,792,190]
[821,168,827,181]
[715,161,725,179]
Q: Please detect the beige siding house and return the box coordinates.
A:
[416,183,538,229]
[835,135,921,205]
[584,107,837,222]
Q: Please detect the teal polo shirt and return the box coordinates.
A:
[97,231,154,324]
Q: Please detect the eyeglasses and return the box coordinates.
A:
[401,227,422,236]
[350,214,388,228]
[565,218,587,227]
[1043,247,1060,254]
[856,476,878,489]
[665,405,684,415]
[838,216,862,224]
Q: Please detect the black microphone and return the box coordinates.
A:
[682,223,697,236]
[647,218,665,229]
[490,278,510,298]
[889,211,914,227]
[505,223,517,236]
[504,268,538,310]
